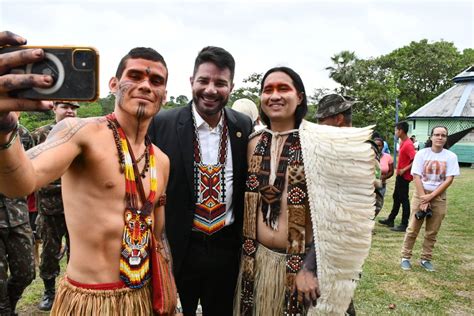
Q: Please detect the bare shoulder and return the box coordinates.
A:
[27,116,106,159]
[44,116,106,140]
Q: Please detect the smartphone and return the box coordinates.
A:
[0,46,99,101]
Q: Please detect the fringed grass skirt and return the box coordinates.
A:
[51,276,152,316]
[234,243,287,316]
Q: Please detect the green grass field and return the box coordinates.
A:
[356,166,474,315]
[16,167,474,315]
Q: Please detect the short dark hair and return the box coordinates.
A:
[115,47,168,81]
[396,121,409,134]
[259,66,308,129]
[193,46,235,81]
[341,107,352,126]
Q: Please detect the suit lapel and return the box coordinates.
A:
[225,108,244,181]
[177,105,195,197]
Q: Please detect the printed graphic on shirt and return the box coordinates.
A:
[422,160,446,186]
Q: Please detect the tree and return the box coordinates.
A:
[377,39,466,114]
[175,95,189,107]
[229,72,262,106]
[325,40,474,145]
[325,50,358,94]
[100,93,115,115]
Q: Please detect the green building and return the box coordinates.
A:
[407,66,474,164]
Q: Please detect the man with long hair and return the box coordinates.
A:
[234,67,375,315]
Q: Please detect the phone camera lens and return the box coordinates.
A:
[73,50,95,70]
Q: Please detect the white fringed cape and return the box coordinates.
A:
[299,120,375,315]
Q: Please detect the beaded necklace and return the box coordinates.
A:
[191,110,229,235]
[106,113,157,289]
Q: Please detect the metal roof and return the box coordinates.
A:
[408,66,474,119]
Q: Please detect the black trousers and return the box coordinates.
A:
[388,175,411,226]
[177,225,240,316]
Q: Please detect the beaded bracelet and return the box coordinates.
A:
[0,122,19,150]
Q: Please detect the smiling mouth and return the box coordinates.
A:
[201,96,219,105]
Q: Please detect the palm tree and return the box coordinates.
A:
[325,50,357,94]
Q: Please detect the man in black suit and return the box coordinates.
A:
[148,46,252,316]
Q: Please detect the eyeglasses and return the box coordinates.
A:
[432,133,447,138]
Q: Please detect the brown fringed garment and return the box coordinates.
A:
[51,277,152,316]
[236,129,308,316]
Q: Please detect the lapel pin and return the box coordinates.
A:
[236,132,242,138]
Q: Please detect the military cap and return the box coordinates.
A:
[315,94,357,119]
[54,101,80,108]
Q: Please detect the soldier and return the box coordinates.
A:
[315,93,355,127]
[0,123,35,315]
[32,101,79,311]
[315,94,382,316]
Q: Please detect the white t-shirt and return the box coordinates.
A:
[411,148,460,191]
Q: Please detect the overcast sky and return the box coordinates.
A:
[1,0,473,100]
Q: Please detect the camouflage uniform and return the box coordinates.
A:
[0,125,35,315]
[31,123,70,311]
[315,95,382,316]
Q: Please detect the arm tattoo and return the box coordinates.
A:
[27,118,94,159]
[159,230,174,272]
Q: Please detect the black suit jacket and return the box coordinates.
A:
[148,103,252,275]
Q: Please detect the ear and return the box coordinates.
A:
[109,77,118,94]
[230,82,235,93]
[189,76,194,87]
[336,114,345,127]
[162,90,168,105]
[297,92,304,105]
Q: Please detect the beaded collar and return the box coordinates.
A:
[191,109,229,235]
[106,113,157,289]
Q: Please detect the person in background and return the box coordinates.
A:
[0,122,35,315]
[373,137,394,217]
[383,139,391,154]
[411,135,419,151]
[379,122,416,232]
[400,126,459,272]
[31,101,79,311]
[315,93,355,127]
[316,94,381,316]
[232,98,265,132]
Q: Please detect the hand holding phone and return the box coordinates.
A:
[0,45,99,101]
